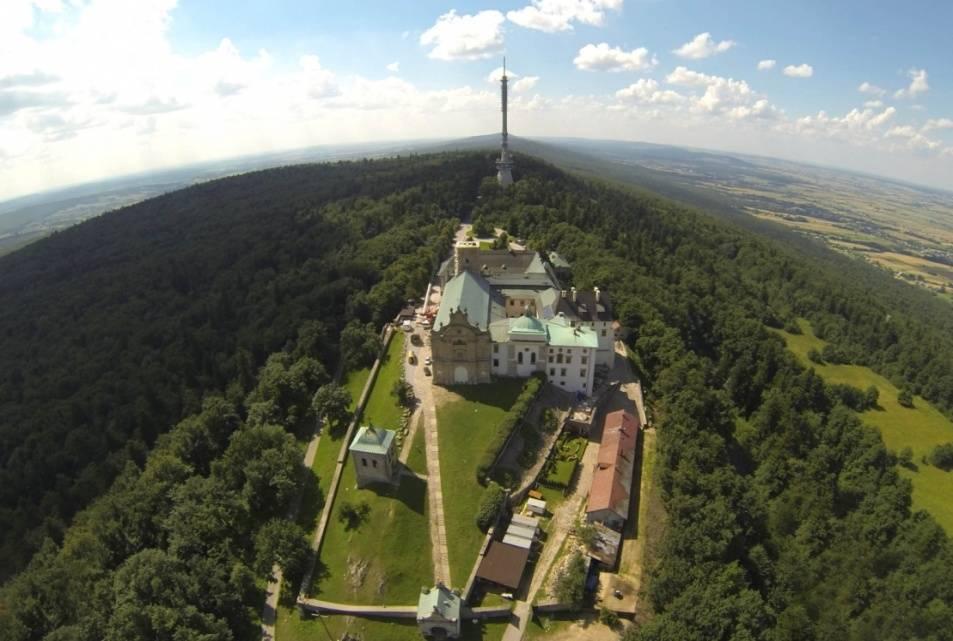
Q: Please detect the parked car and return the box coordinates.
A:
[423,366,432,376]
[411,333,423,346]
[424,356,432,366]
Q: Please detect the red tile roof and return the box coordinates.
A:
[587,410,640,522]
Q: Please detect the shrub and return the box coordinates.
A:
[929,443,953,471]
[898,446,914,469]
[599,607,620,627]
[475,482,506,531]
[338,500,370,530]
[476,374,545,483]
[898,388,914,408]
[554,551,587,607]
[783,319,802,335]
[864,385,880,409]
[807,348,824,364]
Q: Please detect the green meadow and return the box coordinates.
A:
[775,319,953,533]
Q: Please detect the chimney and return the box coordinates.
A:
[594,286,601,303]
[571,287,577,303]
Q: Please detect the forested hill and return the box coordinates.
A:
[0,155,474,579]
[2,151,953,641]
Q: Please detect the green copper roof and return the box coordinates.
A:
[417,584,461,622]
[434,270,491,331]
[509,313,546,336]
[546,316,599,348]
[349,426,395,456]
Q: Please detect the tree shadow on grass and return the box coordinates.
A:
[445,379,525,410]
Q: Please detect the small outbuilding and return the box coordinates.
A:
[349,426,398,488]
[417,583,462,639]
[476,541,531,591]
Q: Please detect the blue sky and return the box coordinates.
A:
[2,0,952,200]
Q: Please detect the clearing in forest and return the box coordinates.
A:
[775,319,953,534]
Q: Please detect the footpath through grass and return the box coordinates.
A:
[775,319,953,533]
[436,379,525,584]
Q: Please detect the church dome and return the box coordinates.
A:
[509,312,546,335]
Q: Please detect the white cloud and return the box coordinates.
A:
[885,124,940,151]
[783,63,813,78]
[665,66,714,86]
[507,0,622,33]
[858,81,885,97]
[420,9,505,61]
[386,61,399,73]
[615,78,684,104]
[512,76,539,92]
[486,66,538,92]
[894,68,928,99]
[673,32,735,60]
[757,59,776,71]
[574,43,657,72]
[864,99,883,109]
[299,55,338,98]
[663,66,778,120]
[923,118,953,131]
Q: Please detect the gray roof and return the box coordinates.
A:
[417,584,461,623]
[434,270,493,331]
[349,426,395,456]
[556,289,613,322]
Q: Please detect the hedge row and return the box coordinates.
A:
[476,373,545,484]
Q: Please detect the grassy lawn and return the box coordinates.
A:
[775,319,953,533]
[435,379,526,584]
[309,367,374,516]
[406,413,427,475]
[310,456,432,604]
[361,333,407,430]
[276,607,507,641]
[537,434,587,510]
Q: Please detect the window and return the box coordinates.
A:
[530,352,536,364]
[560,368,566,377]
[493,344,499,353]
[548,355,553,363]
[556,354,564,364]
[518,352,523,365]
[602,329,607,337]
[550,368,555,376]
[372,459,378,468]
[566,356,572,364]
[582,356,588,365]
[580,369,586,378]
[567,349,572,354]
[361,458,367,467]
[493,359,499,367]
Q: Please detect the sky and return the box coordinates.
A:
[2,0,953,201]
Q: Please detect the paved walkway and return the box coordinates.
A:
[404,327,452,586]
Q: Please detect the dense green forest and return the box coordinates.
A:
[3,151,953,640]
[470,161,953,640]
[0,156,468,580]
